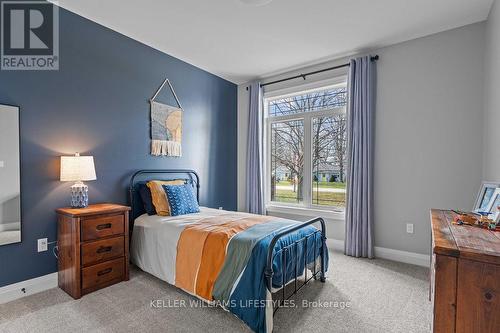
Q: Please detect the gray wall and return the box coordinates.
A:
[374,23,484,254]
[237,22,486,255]
[0,105,20,226]
[483,0,500,181]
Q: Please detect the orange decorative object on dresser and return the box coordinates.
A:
[56,203,131,299]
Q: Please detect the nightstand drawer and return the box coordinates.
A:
[82,257,124,292]
[81,214,124,241]
[81,236,124,266]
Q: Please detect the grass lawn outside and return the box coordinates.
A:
[312,191,346,207]
[273,187,346,207]
[312,181,346,189]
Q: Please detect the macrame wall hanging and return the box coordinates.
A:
[149,78,183,157]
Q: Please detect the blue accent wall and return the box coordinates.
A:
[0,4,237,287]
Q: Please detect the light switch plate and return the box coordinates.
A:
[0,161,4,168]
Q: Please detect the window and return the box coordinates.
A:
[265,81,347,212]
[270,119,304,204]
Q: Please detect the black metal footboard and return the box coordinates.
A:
[265,217,327,314]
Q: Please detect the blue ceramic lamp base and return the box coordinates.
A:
[70,181,89,208]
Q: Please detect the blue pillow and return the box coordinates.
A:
[163,184,200,216]
[139,184,156,215]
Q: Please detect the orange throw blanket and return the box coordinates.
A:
[175,213,274,300]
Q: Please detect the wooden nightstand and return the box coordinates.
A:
[56,203,131,299]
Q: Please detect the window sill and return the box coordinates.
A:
[266,205,345,221]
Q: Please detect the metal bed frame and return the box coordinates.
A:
[129,169,327,314]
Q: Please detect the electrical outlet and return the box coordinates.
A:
[218,207,223,210]
[0,161,4,168]
[406,223,414,234]
[37,238,48,252]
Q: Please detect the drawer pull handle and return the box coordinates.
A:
[96,223,112,230]
[97,268,112,276]
[485,292,493,301]
[96,246,112,254]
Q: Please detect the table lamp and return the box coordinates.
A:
[60,153,96,208]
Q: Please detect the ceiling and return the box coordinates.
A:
[52,0,494,84]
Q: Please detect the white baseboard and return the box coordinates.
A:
[374,246,429,267]
[0,272,58,304]
[326,239,429,267]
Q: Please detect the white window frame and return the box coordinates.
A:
[263,76,348,218]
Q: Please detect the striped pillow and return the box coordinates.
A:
[146,179,185,216]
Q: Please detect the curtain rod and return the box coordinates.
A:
[246,55,379,90]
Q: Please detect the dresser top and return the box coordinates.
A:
[56,203,130,217]
[431,209,500,264]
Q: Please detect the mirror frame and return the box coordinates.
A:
[0,103,22,246]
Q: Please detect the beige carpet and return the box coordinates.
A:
[0,249,431,332]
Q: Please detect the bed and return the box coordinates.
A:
[129,169,328,333]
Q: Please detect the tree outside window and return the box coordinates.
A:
[268,85,347,208]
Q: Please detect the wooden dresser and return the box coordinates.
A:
[430,209,500,332]
[56,203,131,299]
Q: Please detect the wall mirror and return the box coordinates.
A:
[0,104,21,246]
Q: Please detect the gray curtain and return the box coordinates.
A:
[246,82,264,214]
[345,56,375,258]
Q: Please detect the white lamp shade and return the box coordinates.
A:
[60,155,96,182]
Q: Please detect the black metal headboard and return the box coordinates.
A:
[129,169,200,224]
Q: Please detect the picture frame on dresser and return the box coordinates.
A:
[473,181,500,212]
[486,188,500,223]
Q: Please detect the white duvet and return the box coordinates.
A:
[130,207,231,284]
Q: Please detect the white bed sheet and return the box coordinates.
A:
[130,207,230,284]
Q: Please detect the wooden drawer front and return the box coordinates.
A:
[456,259,500,333]
[81,236,124,266]
[82,258,124,291]
[81,214,124,241]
